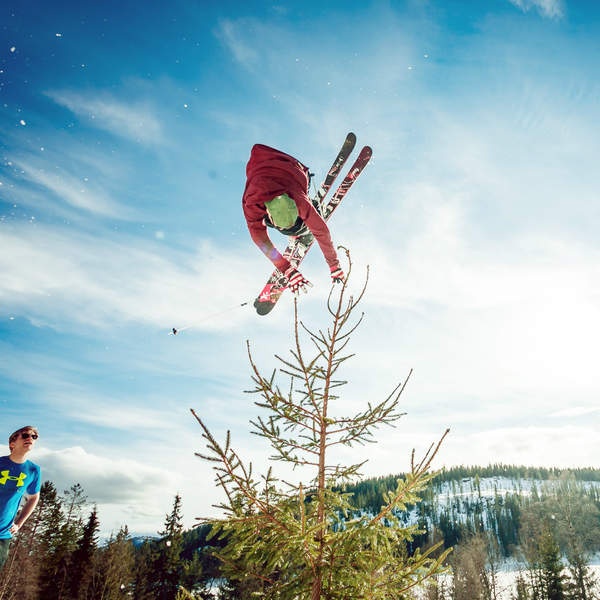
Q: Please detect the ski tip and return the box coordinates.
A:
[359,146,373,161]
[254,298,276,316]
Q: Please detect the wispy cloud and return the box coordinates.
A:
[507,0,565,19]
[46,90,164,146]
[215,19,261,69]
[0,224,261,331]
[10,156,127,219]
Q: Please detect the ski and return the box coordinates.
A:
[312,132,356,213]
[254,143,372,316]
[252,133,358,317]
[322,145,372,220]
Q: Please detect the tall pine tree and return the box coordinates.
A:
[69,507,99,599]
[155,494,185,599]
[193,255,450,599]
[92,525,135,599]
[37,483,87,600]
[136,495,197,600]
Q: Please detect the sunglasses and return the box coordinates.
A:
[20,432,39,440]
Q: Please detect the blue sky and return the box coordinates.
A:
[2,0,599,536]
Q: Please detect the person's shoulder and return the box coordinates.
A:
[25,460,41,474]
[0,455,9,464]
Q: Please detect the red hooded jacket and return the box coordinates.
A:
[242,144,340,273]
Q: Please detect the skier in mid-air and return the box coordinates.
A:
[242,143,345,294]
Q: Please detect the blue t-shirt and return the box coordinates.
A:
[0,456,42,539]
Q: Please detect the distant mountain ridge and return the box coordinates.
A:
[339,464,600,557]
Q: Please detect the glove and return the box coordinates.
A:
[285,266,311,295]
[330,266,345,284]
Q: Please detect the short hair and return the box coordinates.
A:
[9,426,39,446]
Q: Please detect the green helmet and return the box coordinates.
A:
[265,193,298,228]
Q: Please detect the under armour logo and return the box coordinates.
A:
[0,470,27,487]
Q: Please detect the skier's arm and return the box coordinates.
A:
[299,203,341,271]
[247,221,290,272]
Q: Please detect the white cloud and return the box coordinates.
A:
[550,406,600,418]
[442,425,599,468]
[47,90,164,145]
[340,422,600,480]
[38,446,175,504]
[326,184,600,449]
[35,445,181,535]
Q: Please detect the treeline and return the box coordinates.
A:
[2,466,599,599]
[432,464,600,484]
[0,481,213,600]
[345,464,600,515]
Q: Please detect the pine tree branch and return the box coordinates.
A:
[370,428,450,526]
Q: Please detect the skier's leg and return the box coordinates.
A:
[286,219,311,245]
[271,217,311,246]
[278,217,308,237]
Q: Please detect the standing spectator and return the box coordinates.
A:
[0,426,41,571]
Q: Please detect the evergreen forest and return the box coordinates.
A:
[1,464,599,599]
